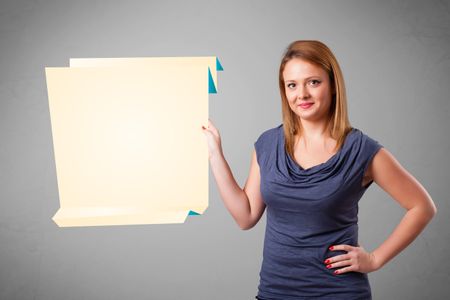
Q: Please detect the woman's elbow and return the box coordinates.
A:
[238,219,255,231]
[428,201,437,219]
[416,198,437,222]
[239,223,251,231]
[425,196,437,218]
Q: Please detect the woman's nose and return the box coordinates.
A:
[297,85,310,99]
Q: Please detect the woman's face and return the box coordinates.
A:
[282,58,334,123]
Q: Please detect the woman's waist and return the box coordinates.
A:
[265,221,359,248]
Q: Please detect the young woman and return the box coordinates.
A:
[201,40,436,299]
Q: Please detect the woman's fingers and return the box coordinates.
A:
[202,120,223,159]
[207,119,215,130]
[325,243,378,274]
[206,119,220,137]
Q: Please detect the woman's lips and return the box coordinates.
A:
[299,102,314,109]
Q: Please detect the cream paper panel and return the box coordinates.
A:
[45,62,209,227]
[69,56,218,91]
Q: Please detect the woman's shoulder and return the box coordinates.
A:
[351,127,383,146]
[255,123,283,143]
[254,124,282,166]
[348,127,384,162]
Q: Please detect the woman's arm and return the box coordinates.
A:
[209,149,266,230]
[369,148,437,270]
[203,120,266,230]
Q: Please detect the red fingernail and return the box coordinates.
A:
[324,259,330,264]
[334,270,339,275]
[326,265,331,269]
[329,246,334,250]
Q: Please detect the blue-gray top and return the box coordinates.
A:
[254,123,383,300]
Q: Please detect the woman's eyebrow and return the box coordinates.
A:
[284,76,321,83]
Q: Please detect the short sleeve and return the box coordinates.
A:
[254,127,276,168]
[254,132,266,167]
[360,133,384,189]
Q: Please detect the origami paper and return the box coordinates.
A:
[69,57,223,93]
[45,56,222,227]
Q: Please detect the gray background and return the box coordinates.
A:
[1,0,449,299]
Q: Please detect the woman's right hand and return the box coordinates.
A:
[201,118,223,159]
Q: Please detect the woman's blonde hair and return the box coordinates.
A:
[279,40,352,159]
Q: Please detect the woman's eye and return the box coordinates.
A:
[310,80,321,85]
[287,83,295,88]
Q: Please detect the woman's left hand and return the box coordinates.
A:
[324,244,380,275]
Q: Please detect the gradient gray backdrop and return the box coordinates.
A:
[1,0,449,299]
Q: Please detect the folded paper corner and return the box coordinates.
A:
[208,67,217,94]
[216,57,223,71]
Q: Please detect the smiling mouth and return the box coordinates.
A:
[299,102,314,108]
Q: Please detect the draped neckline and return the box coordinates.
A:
[280,125,356,173]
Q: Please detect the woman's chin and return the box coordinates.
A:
[296,111,326,122]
